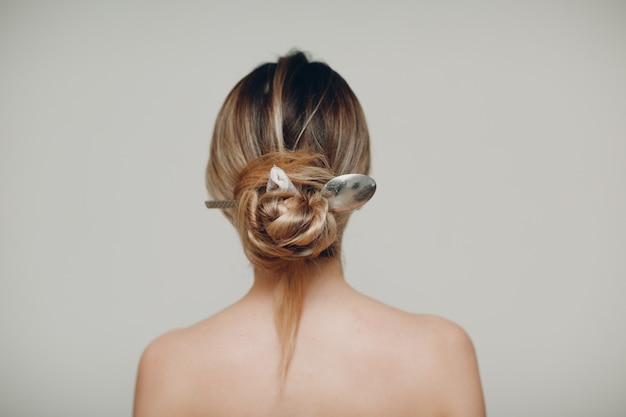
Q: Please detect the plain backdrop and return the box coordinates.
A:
[1,1,625,416]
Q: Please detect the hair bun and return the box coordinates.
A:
[234,152,338,270]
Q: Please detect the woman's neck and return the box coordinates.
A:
[247,257,349,301]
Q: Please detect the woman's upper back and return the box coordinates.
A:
[134,266,485,417]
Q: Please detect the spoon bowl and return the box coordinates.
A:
[321,174,376,213]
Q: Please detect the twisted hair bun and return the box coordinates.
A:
[234,151,338,271]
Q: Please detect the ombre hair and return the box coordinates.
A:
[206,51,371,377]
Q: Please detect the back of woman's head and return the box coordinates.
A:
[207,52,369,207]
[205,50,371,376]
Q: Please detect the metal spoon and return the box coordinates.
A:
[321,174,376,213]
[205,173,376,212]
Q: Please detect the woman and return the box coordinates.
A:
[134,51,485,417]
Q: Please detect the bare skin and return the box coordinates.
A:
[134,258,485,417]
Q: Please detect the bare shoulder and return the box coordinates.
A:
[346,295,485,416]
[133,313,234,417]
[404,313,486,417]
[350,294,475,352]
[133,328,196,417]
[136,327,194,376]
[352,295,476,355]
[405,313,476,354]
[133,306,276,417]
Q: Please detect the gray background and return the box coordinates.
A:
[1,1,625,416]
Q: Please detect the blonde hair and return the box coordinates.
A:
[206,51,371,377]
